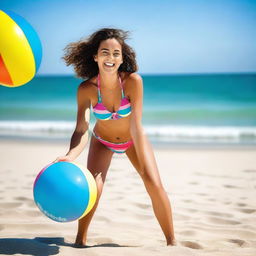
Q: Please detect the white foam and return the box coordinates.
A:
[0,120,75,133]
[144,125,256,143]
[0,121,256,144]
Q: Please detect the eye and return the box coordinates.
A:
[114,53,120,57]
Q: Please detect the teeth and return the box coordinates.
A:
[105,62,114,67]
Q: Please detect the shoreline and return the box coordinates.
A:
[1,136,256,151]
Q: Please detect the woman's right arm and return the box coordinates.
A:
[54,82,91,162]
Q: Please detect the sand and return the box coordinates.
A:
[0,139,256,256]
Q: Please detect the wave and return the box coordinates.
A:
[144,125,256,144]
[0,121,75,139]
[0,121,256,144]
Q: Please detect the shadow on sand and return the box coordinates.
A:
[0,237,135,255]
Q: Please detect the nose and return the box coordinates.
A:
[106,56,114,63]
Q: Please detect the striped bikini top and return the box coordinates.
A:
[92,74,132,120]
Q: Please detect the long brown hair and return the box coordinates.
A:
[63,28,138,79]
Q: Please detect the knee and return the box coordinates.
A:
[141,172,164,194]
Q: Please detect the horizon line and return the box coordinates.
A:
[36,71,256,77]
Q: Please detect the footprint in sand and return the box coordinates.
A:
[228,239,246,247]
[95,216,111,223]
[235,208,256,214]
[117,207,127,212]
[196,193,207,197]
[236,203,247,207]
[223,184,241,189]
[181,240,203,249]
[179,230,196,236]
[14,198,35,208]
[134,202,151,209]
[188,181,199,185]
[0,202,22,208]
[113,195,124,200]
[184,208,198,213]
[243,170,256,173]
[182,199,193,203]
[14,197,33,204]
[204,210,232,218]
[208,216,241,225]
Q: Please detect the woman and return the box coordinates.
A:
[55,28,176,246]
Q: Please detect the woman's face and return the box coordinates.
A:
[94,38,123,74]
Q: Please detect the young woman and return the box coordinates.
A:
[55,28,176,246]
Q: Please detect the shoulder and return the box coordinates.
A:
[121,72,143,101]
[122,72,142,83]
[123,73,143,97]
[77,77,97,95]
[76,78,98,104]
[78,77,97,90]
[122,72,143,91]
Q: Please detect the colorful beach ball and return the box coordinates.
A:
[33,162,97,222]
[0,9,42,87]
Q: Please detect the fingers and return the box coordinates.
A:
[52,157,60,164]
[53,155,73,164]
[53,156,66,164]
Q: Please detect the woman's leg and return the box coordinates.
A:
[125,138,176,246]
[75,135,114,246]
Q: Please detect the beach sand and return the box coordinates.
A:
[0,139,256,256]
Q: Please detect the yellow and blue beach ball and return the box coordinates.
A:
[0,9,42,87]
[33,162,97,222]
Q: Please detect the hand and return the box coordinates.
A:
[53,154,74,163]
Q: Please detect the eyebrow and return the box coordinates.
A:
[100,48,121,52]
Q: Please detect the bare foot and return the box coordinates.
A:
[74,241,87,248]
[167,239,177,246]
[74,237,87,248]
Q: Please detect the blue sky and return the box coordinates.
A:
[1,0,256,75]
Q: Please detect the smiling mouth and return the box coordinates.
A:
[104,62,115,67]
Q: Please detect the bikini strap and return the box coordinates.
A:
[97,74,102,103]
[118,75,125,99]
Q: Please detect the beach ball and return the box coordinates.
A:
[33,162,97,222]
[0,9,42,87]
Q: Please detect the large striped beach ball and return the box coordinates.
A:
[0,9,42,87]
[33,162,97,222]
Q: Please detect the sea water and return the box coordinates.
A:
[0,73,256,145]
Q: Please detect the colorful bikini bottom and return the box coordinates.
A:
[92,131,133,154]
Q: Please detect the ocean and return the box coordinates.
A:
[0,73,256,145]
